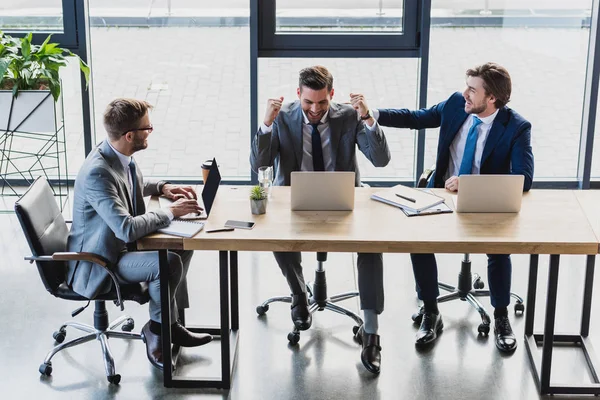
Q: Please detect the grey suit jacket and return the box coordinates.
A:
[250,101,391,186]
[67,140,171,299]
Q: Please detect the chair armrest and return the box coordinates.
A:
[25,252,125,311]
[417,165,436,188]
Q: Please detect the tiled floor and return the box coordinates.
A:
[1,209,599,399]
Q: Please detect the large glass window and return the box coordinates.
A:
[425,1,592,180]
[275,0,404,33]
[87,2,250,181]
[0,0,64,33]
[258,58,418,181]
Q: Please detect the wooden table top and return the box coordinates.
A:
[574,190,600,252]
[137,186,599,255]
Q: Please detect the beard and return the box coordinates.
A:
[467,101,487,115]
[131,133,148,152]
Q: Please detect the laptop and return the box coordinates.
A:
[456,174,524,213]
[291,171,355,211]
[158,157,221,219]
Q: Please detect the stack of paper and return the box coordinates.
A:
[371,185,450,215]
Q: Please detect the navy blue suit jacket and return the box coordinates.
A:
[377,92,534,191]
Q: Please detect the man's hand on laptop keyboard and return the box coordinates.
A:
[168,198,204,218]
[162,184,198,200]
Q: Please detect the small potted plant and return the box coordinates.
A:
[250,185,268,215]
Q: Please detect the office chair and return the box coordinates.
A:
[256,252,363,344]
[15,176,150,384]
[412,168,524,334]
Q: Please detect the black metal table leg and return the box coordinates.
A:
[230,251,239,331]
[525,254,539,336]
[540,254,560,394]
[219,250,231,388]
[159,249,173,387]
[581,254,596,337]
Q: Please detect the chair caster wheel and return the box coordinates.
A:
[121,318,135,332]
[256,305,269,315]
[352,325,360,335]
[107,374,121,384]
[514,302,525,314]
[39,362,52,376]
[53,327,66,343]
[287,332,300,345]
[478,323,490,335]
[473,278,485,289]
[412,307,424,324]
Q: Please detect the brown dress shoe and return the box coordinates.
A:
[171,322,213,347]
[141,321,164,370]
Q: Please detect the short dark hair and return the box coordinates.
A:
[298,65,333,92]
[103,98,153,141]
[466,62,512,109]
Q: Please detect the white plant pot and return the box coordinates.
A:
[0,90,60,134]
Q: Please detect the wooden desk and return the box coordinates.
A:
[138,186,600,393]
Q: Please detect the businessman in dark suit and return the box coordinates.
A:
[250,66,391,373]
[368,62,534,352]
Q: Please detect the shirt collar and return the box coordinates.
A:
[107,140,132,170]
[475,108,499,125]
[302,109,330,125]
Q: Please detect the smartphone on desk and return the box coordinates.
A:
[224,220,255,230]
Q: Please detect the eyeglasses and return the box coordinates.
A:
[121,125,154,136]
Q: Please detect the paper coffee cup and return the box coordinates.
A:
[201,160,212,183]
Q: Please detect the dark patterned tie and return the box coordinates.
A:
[311,123,325,172]
[129,159,137,216]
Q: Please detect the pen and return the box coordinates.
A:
[396,193,416,203]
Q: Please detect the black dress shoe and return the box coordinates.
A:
[494,315,517,353]
[355,325,381,374]
[141,321,164,370]
[171,322,213,347]
[415,312,443,346]
[291,293,312,331]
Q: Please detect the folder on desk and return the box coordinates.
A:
[371,185,446,213]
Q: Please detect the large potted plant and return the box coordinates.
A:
[0,31,89,133]
[0,31,89,206]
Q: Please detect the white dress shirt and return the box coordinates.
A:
[446,109,498,178]
[260,106,378,171]
[107,141,173,220]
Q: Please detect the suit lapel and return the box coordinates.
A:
[481,108,509,166]
[290,103,304,170]
[98,140,135,215]
[328,103,342,169]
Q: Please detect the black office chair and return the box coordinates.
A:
[15,176,150,384]
[256,251,364,344]
[412,168,524,334]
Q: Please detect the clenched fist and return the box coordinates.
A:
[349,93,374,126]
[263,96,284,127]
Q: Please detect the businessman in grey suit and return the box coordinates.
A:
[250,66,391,374]
[67,98,212,370]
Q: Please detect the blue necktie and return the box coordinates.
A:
[129,159,137,216]
[458,116,483,176]
[311,123,325,172]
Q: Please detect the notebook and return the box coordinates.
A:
[157,220,204,238]
[401,201,453,217]
[371,184,446,213]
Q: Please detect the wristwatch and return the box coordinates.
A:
[360,109,373,120]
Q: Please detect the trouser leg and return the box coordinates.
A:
[357,253,384,314]
[410,253,440,301]
[487,254,512,308]
[273,251,306,295]
[115,251,184,322]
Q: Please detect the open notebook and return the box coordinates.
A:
[157,220,204,237]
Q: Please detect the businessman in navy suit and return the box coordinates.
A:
[366,62,534,352]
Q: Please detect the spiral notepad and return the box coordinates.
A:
[157,220,204,237]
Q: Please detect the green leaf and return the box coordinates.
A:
[0,58,9,87]
[21,35,31,58]
[78,58,91,87]
[49,81,60,101]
